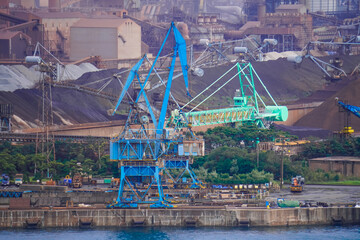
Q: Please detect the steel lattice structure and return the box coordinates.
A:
[108,22,204,209]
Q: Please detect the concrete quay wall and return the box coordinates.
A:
[0,207,359,228]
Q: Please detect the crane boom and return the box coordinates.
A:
[168,62,288,129]
[337,100,360,118]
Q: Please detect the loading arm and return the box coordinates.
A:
[337,100,360,118]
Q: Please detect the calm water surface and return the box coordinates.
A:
[1,225,359,240]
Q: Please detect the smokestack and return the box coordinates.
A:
[258,4,266,22]
[49,0,61,12]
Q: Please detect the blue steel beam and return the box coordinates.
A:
[338,101,360,118]
[164,160,204,188]
[109,22,193,208]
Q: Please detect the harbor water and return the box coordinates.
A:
[1,225,359,240]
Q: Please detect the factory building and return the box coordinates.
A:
[70,18,141,67]
[32,11,85,58]
[226,4,312,52]
[9,0,37,9]
[0,30,31,59]
[305,0,338,13]
[308,156,360,177]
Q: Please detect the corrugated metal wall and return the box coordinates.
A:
[307,0,338,12]
[70,27,117,61]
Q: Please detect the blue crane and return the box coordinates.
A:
[337,100,360,119]
[337,99,360,134]
[108,22,204,208]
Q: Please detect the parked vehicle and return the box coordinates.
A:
[72,173,82,188]
[14,174,23,186]
[277,198,300,208]
[1,174,10,186]
[63,175,72,186]
[46,179,56,185]
[290,176,305,192]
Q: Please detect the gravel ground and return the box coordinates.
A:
[269,184,360,204]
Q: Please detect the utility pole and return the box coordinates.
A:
[280,138,284,189]
[256,137,260,169]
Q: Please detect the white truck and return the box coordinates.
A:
[14,174,23,186]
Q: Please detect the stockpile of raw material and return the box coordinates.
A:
[0,65,39,91]
[0,68,125,130]
[1,54,360,130]
[59,63,99,81]
[294,77,360,132]
[170,55,360,107]
[0,63,99,92]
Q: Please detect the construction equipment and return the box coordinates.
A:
[72,173,82,188]
[336,98,360,134]
[193,37,278,68]
[109,22,204,209]
[288,41,360,81]
[290,176,304,193]
[168,62,288,129]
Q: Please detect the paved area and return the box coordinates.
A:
[269,184,360,204]
[3,184,360,205]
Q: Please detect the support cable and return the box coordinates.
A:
[189,63,250,113]
[181,63,238,109]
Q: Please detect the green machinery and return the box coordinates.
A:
[168,62,288,129]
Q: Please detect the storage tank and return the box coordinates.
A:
[287,55,303,64]
[204,16,211,24]
[258,4,266,22]
[210,16,217,23]
[198,16,204,24]
[234,47,248,54]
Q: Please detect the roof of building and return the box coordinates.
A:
[0,30,20,39]
[276,4,306,10]
[33,11,85,19]
[72,18,131,28]
[274,140,310,146]
[309,156,360,162]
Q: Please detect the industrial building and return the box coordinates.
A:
[32,11,85,58]
[226,4,312,52]
[308,156,360,177]
[0,30,30,59]
[70,18,141,67]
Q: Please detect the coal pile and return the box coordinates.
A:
[0,68,126,130]
[274,124,331,139]
[294,77,360,132]
[170,55,360,108]
[1,54,360,131]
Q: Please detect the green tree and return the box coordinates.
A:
[0,150,16,176]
